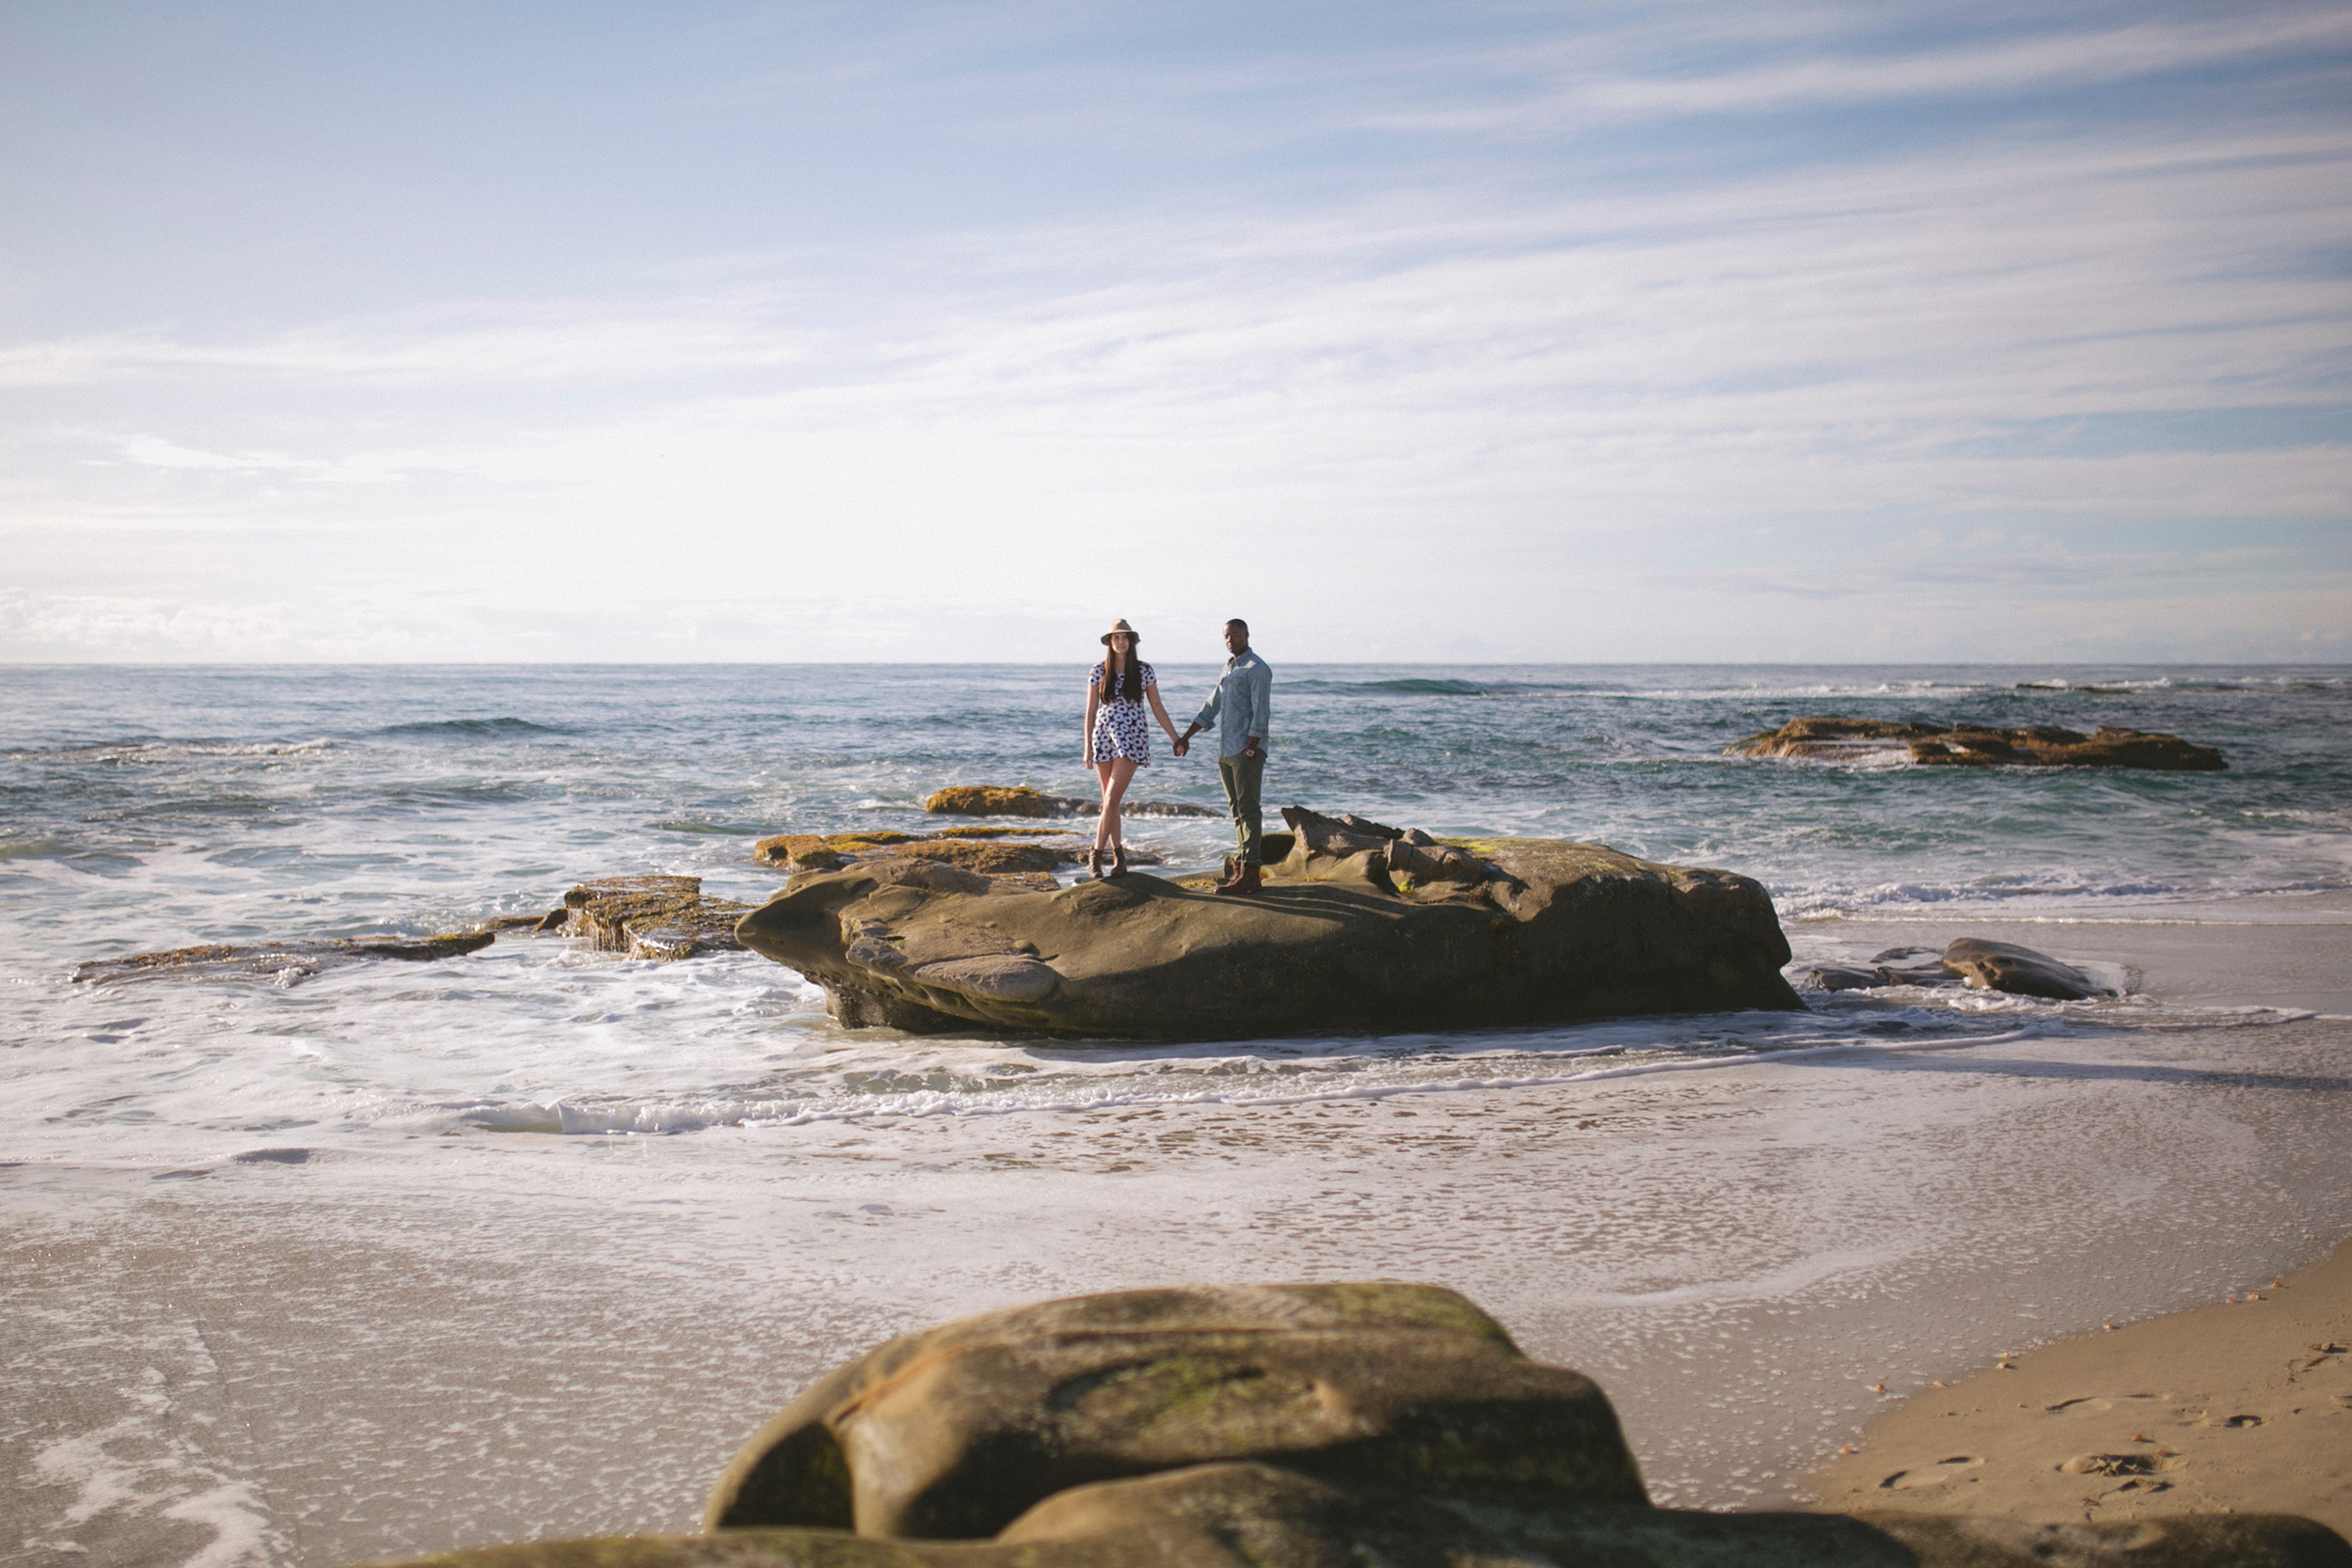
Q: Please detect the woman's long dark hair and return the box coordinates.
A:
[1098,640,1146,704]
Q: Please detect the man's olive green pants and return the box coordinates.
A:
[1217,750,1264,866]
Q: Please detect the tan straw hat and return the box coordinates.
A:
[1100,618,1140,646]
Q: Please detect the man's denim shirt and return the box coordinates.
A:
[1191,652,1272,759]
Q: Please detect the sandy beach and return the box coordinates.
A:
[8,888,2348,1564]
[1805,1238,2352,1537]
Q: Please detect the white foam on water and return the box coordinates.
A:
[26,1346,287,1568]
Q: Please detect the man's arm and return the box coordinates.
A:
[1244,660,1271,754]
[1189,685,1222,734]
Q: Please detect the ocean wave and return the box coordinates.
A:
[441,1018,2072,1135]
[4,737,342,763]
[372,718,567,738]
[1776,874,2351,917]
[1284,677,1504,696]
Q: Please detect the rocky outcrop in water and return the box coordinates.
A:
[925,785,1219,818]
[353,1283,2350,1568]
[733,807,1801,1039]
[1731,719,2227,770]
[548,876,751,960]
[1938,937,2106,999]
[73,930,497,985]
[71,875,755,981]
[1797,939,2109,1001]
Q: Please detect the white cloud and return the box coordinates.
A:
[2,1,2346,660]
[1517,9,2352,125]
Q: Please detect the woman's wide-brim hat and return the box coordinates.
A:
[1101,618,1140,645]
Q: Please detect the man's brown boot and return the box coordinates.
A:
[1213,862,1263,896]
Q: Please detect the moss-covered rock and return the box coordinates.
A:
[923,786,1217,819]
[552,876,751,960]
[703,1283,1643,1541]
[752,832,1155,879]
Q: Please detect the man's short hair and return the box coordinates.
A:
[1226,618,1248,632]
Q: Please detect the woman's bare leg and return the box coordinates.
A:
[1099,759,1136,852]
[1094,762,1120,853]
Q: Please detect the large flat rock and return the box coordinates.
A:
[734,809,1801,1039]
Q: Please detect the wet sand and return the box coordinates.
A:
[1804,1239,2352,1537]
[6,895,2349,1566]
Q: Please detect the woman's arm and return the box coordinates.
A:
[1083,685,1101,766]
[1146,684,1180,741]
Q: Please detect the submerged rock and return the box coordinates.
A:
[925,784,1219,818]
[1730,719,2226,770]
[73,930,496,985]
[1793,941,2109,1000]
[1939,937,2105,1000]
[551,876,752,960]
[735,806,1801,1039]
[352,1282,2351,1568]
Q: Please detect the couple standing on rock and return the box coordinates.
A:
[1082,617,1273,895]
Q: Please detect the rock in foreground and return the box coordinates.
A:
[354,1283,2350,1568]
[925,784,1218,818]
[706,1282,1645,1538]
[734,808,1801,1038]
[1731,719,2227,770]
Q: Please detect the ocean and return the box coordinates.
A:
[5,662,2349,1563]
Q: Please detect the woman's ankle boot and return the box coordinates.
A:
[1087,848,1107,880]
[1110,844,1130,878]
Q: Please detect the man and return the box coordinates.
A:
[1174,618,1273,895]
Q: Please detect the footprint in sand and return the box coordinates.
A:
[1878,1455,1984,1490]
[2042,1393,2163,1415]
[2203,1413,2265,1428]
[2060,1453,2169,1477]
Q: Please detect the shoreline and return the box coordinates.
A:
[1803,1239,2352,1537]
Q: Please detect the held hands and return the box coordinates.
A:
[1171,736,1189,757]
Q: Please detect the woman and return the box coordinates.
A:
[1082,618,1183,879]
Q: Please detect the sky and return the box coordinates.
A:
[2,0,2347,663]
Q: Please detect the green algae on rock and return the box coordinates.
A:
[551,876,752,960]
[924,784,1218,819]
[734,807,1800,1039]
[751,830,1153,880]
[705,1282,1643,1541]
